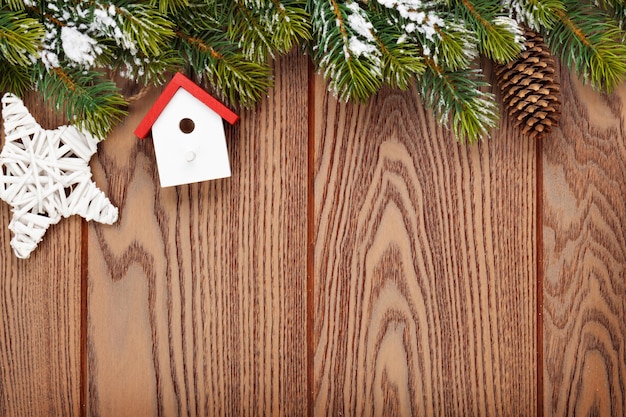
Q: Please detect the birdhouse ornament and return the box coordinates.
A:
[134,73,239,187]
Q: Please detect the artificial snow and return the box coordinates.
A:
[37,3,142,72]
[40,50,59,69]
[60,26,101,67]
[346,2,374,41]
[349,37,378,58]
[375,0,445,41]
[493,16,524,45]
[345,1,380,65]
[502,0,539,30]
[90,5,137,53]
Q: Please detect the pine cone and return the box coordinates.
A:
[496,28,561,140]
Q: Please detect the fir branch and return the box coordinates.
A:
[0,10,44,66]
[428,21,478,71]
[1,0,624,143]
[227,1,279,62]
[29,3,112,70]
[0,0,22,10]
[170,1,222,37]
[366,7,425,89]
[549,0,626,91]
[419,59,498,143]
[502,0,565,31]
[265,0,312,51]
[107,3,176,56]
[149,0,188,14]
[596,0,626,32]
[308,0,382,101]
[176,28,273,106]
[113,50,182,85]
[24,3,66,27]
[455,0,525,63]
[618,4,626,31]
[204,51,274,106]
[35,65,127,139]
[367,3,475,72]
[0,59,32,96]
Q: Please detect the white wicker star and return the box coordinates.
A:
[0,93,118,259]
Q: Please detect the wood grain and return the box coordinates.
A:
[2,55,624,417]
[312,80,537,416]
[0,95,82,417]
[86,51,308,417]
[542,72,626,417]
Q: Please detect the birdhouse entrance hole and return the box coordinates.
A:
[179,118,195,134]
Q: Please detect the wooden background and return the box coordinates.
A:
[0,51,624,416]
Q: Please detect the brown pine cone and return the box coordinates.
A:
[496,27,561,140]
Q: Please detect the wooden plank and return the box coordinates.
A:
[86,51,308,416]
[542,73,626,417]
[312,81,537,416]
[0,96,82,417]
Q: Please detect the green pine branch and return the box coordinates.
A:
[0,0,624,143]
[454,0,525,63]
[113,50,182,85]
[264,0,312,52]
[419,60,498,143]
[0,10,43,66]
[175,26,273,106]
[308,0,382,101]
[548,0,626,91]
[0,58,32,96]
[218,1,309,63]
[428,20,479,72]
[111,3,176,56]
[373,23,426,90]
[595,0,626,32]
[149,0,188,14]
[35,65,127,139]
[0,0,22,10]
[502,0,565,30]
[227,1,276,62]
[203,50,274,106]
[618,4,626,31]
[362,5,425,89]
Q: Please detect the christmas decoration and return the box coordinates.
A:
[135,72,239,187]
[0,94,118,259]
[0,1,624,143]
[495,27,561,140]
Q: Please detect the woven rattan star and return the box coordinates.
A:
[0,94,118,258]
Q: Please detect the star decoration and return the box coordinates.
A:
[0,93,118,259]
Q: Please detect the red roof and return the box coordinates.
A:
[134,72,239,139]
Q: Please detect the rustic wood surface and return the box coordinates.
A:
[0,96,83,417]
[86,52,308,417]
[542,73,626,417]
[311,78,537,416]
[0,55,624,417]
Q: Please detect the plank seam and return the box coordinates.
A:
[536,137,544,417]
[80,218,88,417]
[306,60,316,417]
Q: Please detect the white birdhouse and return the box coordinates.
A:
[134,72,239,187]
